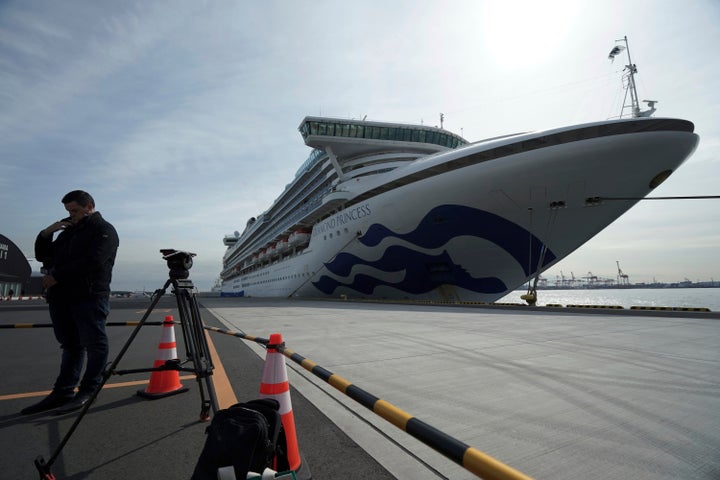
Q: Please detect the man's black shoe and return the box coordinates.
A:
[21,392,75,415]
[54,393,93,415]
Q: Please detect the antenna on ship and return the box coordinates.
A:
[440,113,444,129]
[608,35,657,118]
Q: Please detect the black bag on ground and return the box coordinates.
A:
[191,398,289,480]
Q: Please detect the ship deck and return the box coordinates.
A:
[2,297,719,479]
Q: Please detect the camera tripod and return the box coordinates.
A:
[35,250,219,480]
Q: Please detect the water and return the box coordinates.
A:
[498,287,719,311]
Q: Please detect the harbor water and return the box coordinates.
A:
[499,287,719,311]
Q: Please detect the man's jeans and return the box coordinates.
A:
[48,296,110,396]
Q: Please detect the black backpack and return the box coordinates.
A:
[191,398,289,480]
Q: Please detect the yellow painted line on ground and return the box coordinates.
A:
[2,329,237,408]
[0,376,197,401]
[204,330,238,408]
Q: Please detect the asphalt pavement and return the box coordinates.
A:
[0,296,395,480]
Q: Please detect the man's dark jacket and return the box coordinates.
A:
[35,212,119,300]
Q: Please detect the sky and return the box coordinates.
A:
[1,0,719,292]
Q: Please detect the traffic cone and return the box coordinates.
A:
[137,316,189,399]
[260,333,311,479]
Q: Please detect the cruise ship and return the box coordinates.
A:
[219,43,699,302]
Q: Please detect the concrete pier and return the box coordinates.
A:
[202,298,720,480]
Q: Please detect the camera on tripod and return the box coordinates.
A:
[34,247,217,479]
[161,249,196,279]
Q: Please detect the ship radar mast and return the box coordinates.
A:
[608,35,657,118]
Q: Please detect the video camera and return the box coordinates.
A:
[161,249,196,279]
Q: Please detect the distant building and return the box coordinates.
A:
[0,234,42,297]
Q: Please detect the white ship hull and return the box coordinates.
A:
[221,117,698,302]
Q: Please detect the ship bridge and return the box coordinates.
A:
[298,116,467,160]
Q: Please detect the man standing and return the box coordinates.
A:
[21,190,119,415]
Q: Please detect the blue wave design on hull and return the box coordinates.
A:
[313,204,556,296]
[315,247,506,295]
[220,290,245,297]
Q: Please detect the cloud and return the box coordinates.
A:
[2,0,719,291]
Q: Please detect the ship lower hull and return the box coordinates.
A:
[222,124,699,301]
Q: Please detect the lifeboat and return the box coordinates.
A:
[266,243,276,258]
[277,237,290,253]
[289,229,311,247]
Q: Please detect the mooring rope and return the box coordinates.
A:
[598,195,720,201]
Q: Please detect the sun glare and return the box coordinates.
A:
[481,0,576,70]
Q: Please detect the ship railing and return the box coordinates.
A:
[265,173,331,229]
[224,196,324,274]
[224,165,330,263]
[225,180,339,272]
[263,152,334,226]
[238,173,330,251]
[230,146,400,264]
[247,186,330,249]
[268,150,412,231]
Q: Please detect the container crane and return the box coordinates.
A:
[616,261,630,286]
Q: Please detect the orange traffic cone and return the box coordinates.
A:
[137,316,189,399]
[260,333,311,479]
